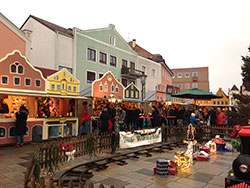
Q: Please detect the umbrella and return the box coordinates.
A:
[171,88,222,101]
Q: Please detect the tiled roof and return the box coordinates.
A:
[35,66,57,78]
[128,41,174,76]
[21,15,73,37]
[231,85,239,91]
[128,41,163,62]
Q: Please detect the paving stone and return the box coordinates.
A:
[165,181,191,188]
[124,172,148,179]
[176,171,192,178]
[0,174,6,180]
[141,176,169,186]
[213,161,232,167]
[90,174,108,182]
[95,171,118,178]
[208,175,225,187]
[204,184,224,188]
[125,184,142,188]
[114,175,132,182]
[187,172,214,183]
[136,169,155,176]
[93,182,110,188]
[99,177,130,188]
[128,178,151,187]
[197,167,224,176]
[176,178,207,188]
[146,184,165,188]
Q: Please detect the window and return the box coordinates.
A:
[54,76,59,80]
[110,55,117,67]
[18,65,24,74]
[25,78,31,86]
[9,127,16,137]
[225,101,228,105]
[104,82,108,92]
[11,64,16,73]
[122,78,127,87]
[87,71,96,83]
[62,83,65,90]
[111,84,115,93]
[122,59,127,67]
[58,66,72,74]
[185,71,190,78]
[57,85,61,91]
[152,69,156,77]
[1,76,8,85]
[177,71,182,78]
[192,71,198,77]
[130,62,135,69]
[68,86,72,92]
[99,73,104,79]
[109,35,115,46]
[99,52,107,64]
[177,83,182,89]
[99,83,103,91]
[35,80,41,87]
[51,84,55,91]
[14,77,20,85]
[115,86,119,93]
[73,86,76,92]
[192,83,198,88]
[221,101,224,105]
[142,66,146,74]
[185,83,190,89]
[0,127,5,137]
[87,48,96,62]
[213,101,216,104]
[217,101,220,104]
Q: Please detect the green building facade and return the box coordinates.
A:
[74,24,139,92]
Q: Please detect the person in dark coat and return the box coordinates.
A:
[0,98,9,114]
[208,107,216,126]
[100,108,110,134]
[14,105,28,148]
[133,106,141,130]
[183,107,193,126]
[150,106,160,127]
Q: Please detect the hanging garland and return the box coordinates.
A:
[84,136,97,159]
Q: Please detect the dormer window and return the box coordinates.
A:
[109,35,115,46]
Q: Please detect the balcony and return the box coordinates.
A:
[121,67,145,79]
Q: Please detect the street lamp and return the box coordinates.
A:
[140,73,147,101]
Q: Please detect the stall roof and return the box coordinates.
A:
[122,99,144,102]
[144,91,156,102]
[0,90,87,99]
[198,104,233,107]
[80,87,92,98]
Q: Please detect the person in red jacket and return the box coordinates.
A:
[78,101,91,136]
[216,107,226,125]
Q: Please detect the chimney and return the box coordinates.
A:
[132,39,136,48]
[108,24,115,28]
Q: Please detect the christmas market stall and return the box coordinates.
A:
[0,50,84,145]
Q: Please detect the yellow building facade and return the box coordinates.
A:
[47,69,79,96]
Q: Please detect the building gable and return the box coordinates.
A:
[92,71,124,99]
[47,68,79,96]
[77,26,136,55]
[0,50,46,93]
[124,83,140,100]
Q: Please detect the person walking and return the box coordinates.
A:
[14,105,28,148]
[216,107,226,125]
[150,106,160,127]
[118,106,126,131]
[78,101,91,136]
[100,108,110,134]
[208,107,216,126]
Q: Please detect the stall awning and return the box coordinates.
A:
[0,90,88,99]
[122,99,144,102]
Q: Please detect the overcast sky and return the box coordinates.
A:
[1,0,250,93]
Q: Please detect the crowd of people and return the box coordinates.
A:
[77,101,232,136]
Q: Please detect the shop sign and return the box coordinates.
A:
[119,128,161,149]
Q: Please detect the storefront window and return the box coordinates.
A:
[73,86,76,92]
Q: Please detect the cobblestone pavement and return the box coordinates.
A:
[0,143,238,188]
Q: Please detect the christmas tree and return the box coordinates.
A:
[232,46,250,125]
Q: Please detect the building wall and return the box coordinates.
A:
[75,27,138,91]
[210,88,229,105]
[21,18,73,71]
[161,64,172,86]
[137,56,161,92]
[172,67,209,92]
[0,16,30,60]
[229,90,239,106]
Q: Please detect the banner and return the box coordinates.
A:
[119,128,162,149]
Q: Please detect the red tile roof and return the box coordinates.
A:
[21,15,73,37]
[35,66,57,78]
